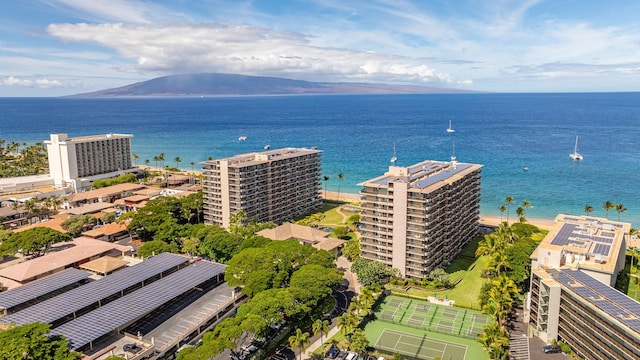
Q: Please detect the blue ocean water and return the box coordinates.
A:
[2,93,640,225]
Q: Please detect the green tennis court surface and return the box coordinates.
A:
[374,329,467,360]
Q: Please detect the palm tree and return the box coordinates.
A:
[489,251,510,276]
[312,319,330,346]
[494,222,518,244]
[584,204,594,216]
[337,313,357,338]
[615,203,627,221]
[504,196,514,223]
[159,153,166,169]
[602,201,615,219]
[476,233,501,258]
[132,153,139,166]
[153,156,160,170]
[498,205,507,222]
[516,206,526,223]
[174,156,181,170]
[288,328,310,360]
[323,175,330,199]
[477,321,510,360]
[630,228,638,271]
[337,173,344,201]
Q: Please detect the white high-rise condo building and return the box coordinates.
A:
[45,133,135,191]
[202,148,322,228]
[358,159,482,278]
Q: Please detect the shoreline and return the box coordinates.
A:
[322,190,555,231]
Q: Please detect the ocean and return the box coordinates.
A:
[2,93,640,226]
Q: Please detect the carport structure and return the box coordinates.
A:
[0,268,90,316]
[0,252,190,328]
[50,260,226,351]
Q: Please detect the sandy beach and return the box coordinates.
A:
[322,191,556,231]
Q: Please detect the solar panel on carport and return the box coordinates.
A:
[0,253,189,327]
[51,260,226,350]
[0,268,89,312]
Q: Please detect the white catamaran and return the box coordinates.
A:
[569,136,583,161]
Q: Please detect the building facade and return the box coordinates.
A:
[357,158,482,278]
[528,214,640,359]
[45,133,135,190]
[202,148,322,228]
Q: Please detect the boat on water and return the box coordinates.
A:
[264,144,270,150]
[569,136,583,161]
[390,143,397,164]
[523,167,529,171]
[446,120,455,133]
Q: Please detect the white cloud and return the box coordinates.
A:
[2,76,63,88]
[46,22,458,85]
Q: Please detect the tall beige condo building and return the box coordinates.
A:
[45,133,134,191]
[358,158,482,278]
[202,148,322,228]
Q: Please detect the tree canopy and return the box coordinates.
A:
[351,257,393,287]
[0,228,71,257]
[0,322,78,360]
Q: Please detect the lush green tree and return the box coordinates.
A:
[428,268,451,288]
[0,322,78,360]
[498,205,507,222]
[61,214,98,237]
[342,238,361,261]
[477,321,509,360]
[506,237,538,289]
[333,226,350,240]
[504,196,515,223]
[126,195,201,241]
[289,328,311,360]
[348,328,369,353]
[0,228,71,257]
[488,251,511,276]
[290,264,342,305]
[174,156,182,169]
[92,173,138,189]
[138,240,179,258]
[337,173,344,200]
[615,203,627,221]
[602,201,615,219]
[312,319,330,346]
[584,204,594,215]
[337,312,358,337]
[476,233,502,258]
[351,257,393,287]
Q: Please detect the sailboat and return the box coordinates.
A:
[446,120,455,133]
[238,129,247,141]
[390,143,397,164]
[569,136,583,161]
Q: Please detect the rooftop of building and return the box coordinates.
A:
[81,221,129,238]
[357,159,483,193]
[66,183,147,203]
[0,237,131,283]
[46,133,133,144]
[531,214,630,275]
[534,266,640,336]
[257,223,346,251]
[202,147,322,168]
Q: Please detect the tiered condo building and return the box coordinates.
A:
[202,148,322,228]
[528,214,640,360]
[45,133,136,191]
[358,158,482,278]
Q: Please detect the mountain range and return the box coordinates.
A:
[70,73,475,97]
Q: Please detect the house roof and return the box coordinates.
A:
[82,222,129,238]
[13,213,72,233]
[257,223,330,243]
[66,183,146,203]
[61,202,117,215]
[0,237,130,282]
[313,237,347,251]
[80,256,128,274]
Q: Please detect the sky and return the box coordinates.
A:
[2,0,640,96]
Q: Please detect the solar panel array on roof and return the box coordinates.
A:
[549,269,640,333]
[550,223,578,246]
[593,243,611,256]
[51,260,226,350]
[0,268,90,311]
[601,231,616,238]
[0,253,189,327]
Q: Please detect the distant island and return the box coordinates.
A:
[68,73,477,97]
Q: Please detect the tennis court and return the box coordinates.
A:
[374,295,491,339]
[374,329,467,360]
